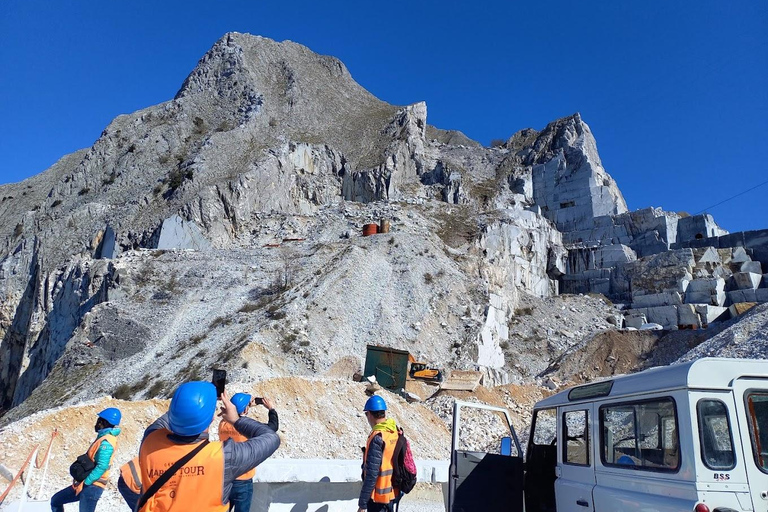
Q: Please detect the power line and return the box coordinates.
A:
[694,178,768,215]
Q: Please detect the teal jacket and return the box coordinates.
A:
[84,427,121,486]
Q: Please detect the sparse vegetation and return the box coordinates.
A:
[280,331,298,352]
[166,168,193,192]
[189,333,206,345]
[112,381,145,399]
[13,224,22,238]
[102,171,117,186]
[423,272,434,284]
[147,380,166,398]
[490,138,506,148]
[515,307,534,316]
[209,316,233,329]
[151,290,172,301]
[238,303,261,314]
[193,116,205,134]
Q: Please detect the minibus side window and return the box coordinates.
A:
[531,408,557,446]
[746,392,768,473]
[600,397,679,472]
[563,410,589,466]
[697,399,736,470]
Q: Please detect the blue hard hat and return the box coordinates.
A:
[97,407,122,426]
[231,393,252,415]
[168,381,217,436]
[363,395,387,412]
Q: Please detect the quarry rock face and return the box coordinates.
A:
[0,32,766,420]
[527,114,628,233]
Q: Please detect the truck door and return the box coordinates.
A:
[448,400,524,512]
[733,377,768,512]
[555,405,595,511]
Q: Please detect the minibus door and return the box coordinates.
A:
[555,405,595,511]
[733,378,768,512]
[448,400,524,512]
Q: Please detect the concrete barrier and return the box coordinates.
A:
[250,459,449,511]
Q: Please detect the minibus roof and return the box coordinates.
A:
[535,357,768,409]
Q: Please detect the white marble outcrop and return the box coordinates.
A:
[529,114,627,234]
[154,215,211,251]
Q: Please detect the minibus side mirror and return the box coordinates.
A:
[500,436,513,456]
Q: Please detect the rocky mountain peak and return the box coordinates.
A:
[1,32,763,427]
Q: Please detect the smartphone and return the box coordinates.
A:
[212,369,227,396]
[252,397,265,406]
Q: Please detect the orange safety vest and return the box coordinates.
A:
[120,456,142,494]
[364,428,399,504]
[86,434,118,489]
[217,420,256,481]
[138,429,227,512]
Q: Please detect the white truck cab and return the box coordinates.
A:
[449,358,768,512]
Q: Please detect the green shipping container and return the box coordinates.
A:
[363,345,410,391]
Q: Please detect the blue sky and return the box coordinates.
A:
[1,1,766,232]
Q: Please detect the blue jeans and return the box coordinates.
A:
[228,479,253,512]
[50,484,103,512]
[117,475,140,511]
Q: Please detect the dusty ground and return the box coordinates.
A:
[0,376,459,508]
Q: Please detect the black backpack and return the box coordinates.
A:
[391,427,417,495]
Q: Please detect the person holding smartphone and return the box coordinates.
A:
[218,393,279,512]
[138,383,280,511]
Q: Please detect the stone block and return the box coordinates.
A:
[677,214,727,245]
[729,302,757,318]
[764,274,768,288]
[714,290,726,306]
[560,276,590,295]
[687,278,726,294]
[694,304,729,324]
[740,261,762,274]
[732,272,762,290]
[632,291,682,308]
[731,246,751,263]
[728,289,758,304]
[744,228,768,245]
[719,233,746,250]
[645,306,679,329]
[590,278,611,296]
[582,269,612,279]
[756,288,768,302]
[685,291,714,305]
[677,304,701,327]
[624,310,647,329]
[693,246,721,264]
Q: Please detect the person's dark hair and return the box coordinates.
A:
[96,417,114,429]
[370,410,386,420]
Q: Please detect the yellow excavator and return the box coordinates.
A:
[408,354,443,382]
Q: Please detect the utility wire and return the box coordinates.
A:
[694,178,768,215]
